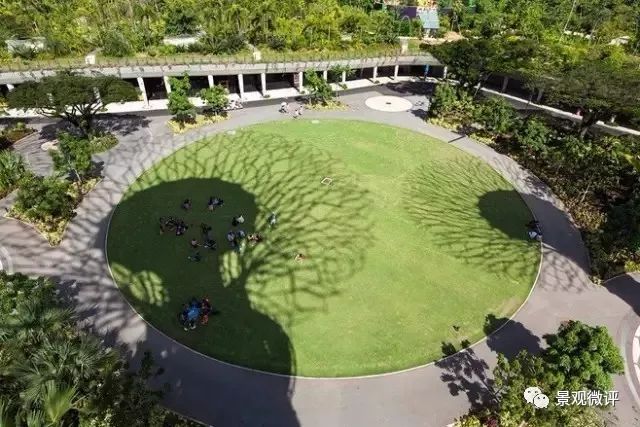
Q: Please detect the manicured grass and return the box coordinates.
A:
[107,119,539,377]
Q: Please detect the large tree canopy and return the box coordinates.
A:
[7,72,137,136]
[533,56,640,136]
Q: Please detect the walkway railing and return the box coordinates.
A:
[0,46,428,72]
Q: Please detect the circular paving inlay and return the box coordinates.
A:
[365,95,413,112]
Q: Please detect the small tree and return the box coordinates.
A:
[51,133,94,191]
[304,70,335,106]
[7,72,137,137]
[0,150,26,196]
[15,174,74,224]
[167,74,196,125]
[199,84,229,116]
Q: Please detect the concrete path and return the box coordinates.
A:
[1,88,640,427]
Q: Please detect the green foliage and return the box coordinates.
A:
[474,97,518,136]
[7,73,137,137]
[51,133,94,186]
[429,84,476,126]
[431,38,539,92]
[514,118,553,157]
[199,85,229,116]
[493,321,623,426]
[429,83,459,117]
[304,69,335,105]
[14,174,74,224]
[168,74,196,124]
[533,55,640,137]
[164,0,200,36]
[0,150,26,197]
[544,320,624,391]
[0,271,189,427]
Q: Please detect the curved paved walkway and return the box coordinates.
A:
[2,89,640,426]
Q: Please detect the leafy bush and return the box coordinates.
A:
[514,118,552,158]
[90,132,119,153]
[199,84,229,116]
[0,150,26,197]
[14,173,74,224]
[429,83,459,117]
[51,133,95,187]
[304,69,335,105]
[474,97,518,136]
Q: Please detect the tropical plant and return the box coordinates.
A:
[0,150,26,197]
[304,69,335,105]
[14,174,74,224]
[474,97,518,136]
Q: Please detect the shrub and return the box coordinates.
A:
[90,133,119,153]
[514,118,552,158]
[199,85,229,116]
[474,97,518,136]
[14,174,74,224]
[429,83,459,117]
[0,150,26,197]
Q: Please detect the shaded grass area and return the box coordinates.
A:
[107,120,539,376]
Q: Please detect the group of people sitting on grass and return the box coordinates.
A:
[159,216,188,236]
[178,297,218,330]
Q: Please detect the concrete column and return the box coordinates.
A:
[501,76,509,93]
[260,73,267,96]
[297,71,303,92]
[393,65,399,79]
[536,88,544,103]
[207,75,214,88]
[322,70,328,81]
[163,76,172,94]
[237,74,244,99]
[341,71,347,84]
[136,77,148,105]
[443,66,448,79]
[372,66,378,81]
[6,84,15,91]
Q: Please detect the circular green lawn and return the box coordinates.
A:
[107,119,539,377]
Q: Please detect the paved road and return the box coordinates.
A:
[1,88,640,427]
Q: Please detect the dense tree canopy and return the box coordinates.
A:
[493,321,623,426]
[0,0,422,59]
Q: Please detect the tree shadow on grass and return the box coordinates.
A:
[402,157,538,285]
[107,129,373,369]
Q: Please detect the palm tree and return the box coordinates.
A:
[226,3,250,34]
[42,381,78,425]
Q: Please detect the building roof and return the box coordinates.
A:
[418,8,440,29]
